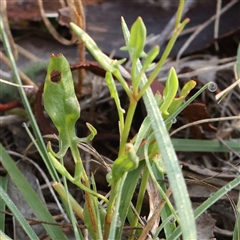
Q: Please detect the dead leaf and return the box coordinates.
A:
[183,103,217,139]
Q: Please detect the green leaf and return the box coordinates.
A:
[160,67,179,115]
[83,202,96,239]
[168,80,196,115]
[0,144,68,240]
[0,186,39,240]
[129,17,147,58]
[105,71,125,133]
[115,162,144,239]
[53,182,84,220]
[164,82,212,126]
[43,53,80,157]
[171,138,240,152]
[169,175,240,239]
[142,46,160,71]
[180,80,196,97]
[134,46,160,94]
[0,176,9,232]
[110,143,139,183]
[153,153,166,173]
[77,122,97,143]
[70,22,126,73]
[47,146,74,181]
[82,176,103,240]
[121,17,147,59]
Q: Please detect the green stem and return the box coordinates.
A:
[108,175,127,240]
[131,58,138,92]
[129,164,149,240]
[138,18,189,100]
[69,143,109,204]
[118,98,138,157]
[53,182,84,220]
[74,180,108,203]
[61,167,82,240]
[70,142,100,238]
[113,69,132,98]
[103,180,121,239]
[70,142,88,181]
[164,82,213,125]
[175,0,185,28]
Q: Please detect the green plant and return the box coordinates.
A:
[42,1,200,238]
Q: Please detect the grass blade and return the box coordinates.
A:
[0,230,13,240]
[169,175,240,239]
[0,176,9,232]
[171,138,240,152]
[0,144,68,240]
[0,13,59,182]
[0,186,39,239]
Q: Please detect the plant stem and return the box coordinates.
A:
[122,16,197,239]
[175,0,185,28]
[103,180,121,239]
[138,18,189,99]
[118,97,138,157]
[53,182,84,220]
[70,142,88,181]
[129,165,149,240]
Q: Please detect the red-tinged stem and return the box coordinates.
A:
[0,100,19,112]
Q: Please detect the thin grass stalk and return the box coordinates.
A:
[118,98,138,156]
[0,186,39,239]
[233,190,240,240]
[129,167,150,240]
[0,14,59,182]
[169,175,240,239]
[0,176,8,232]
